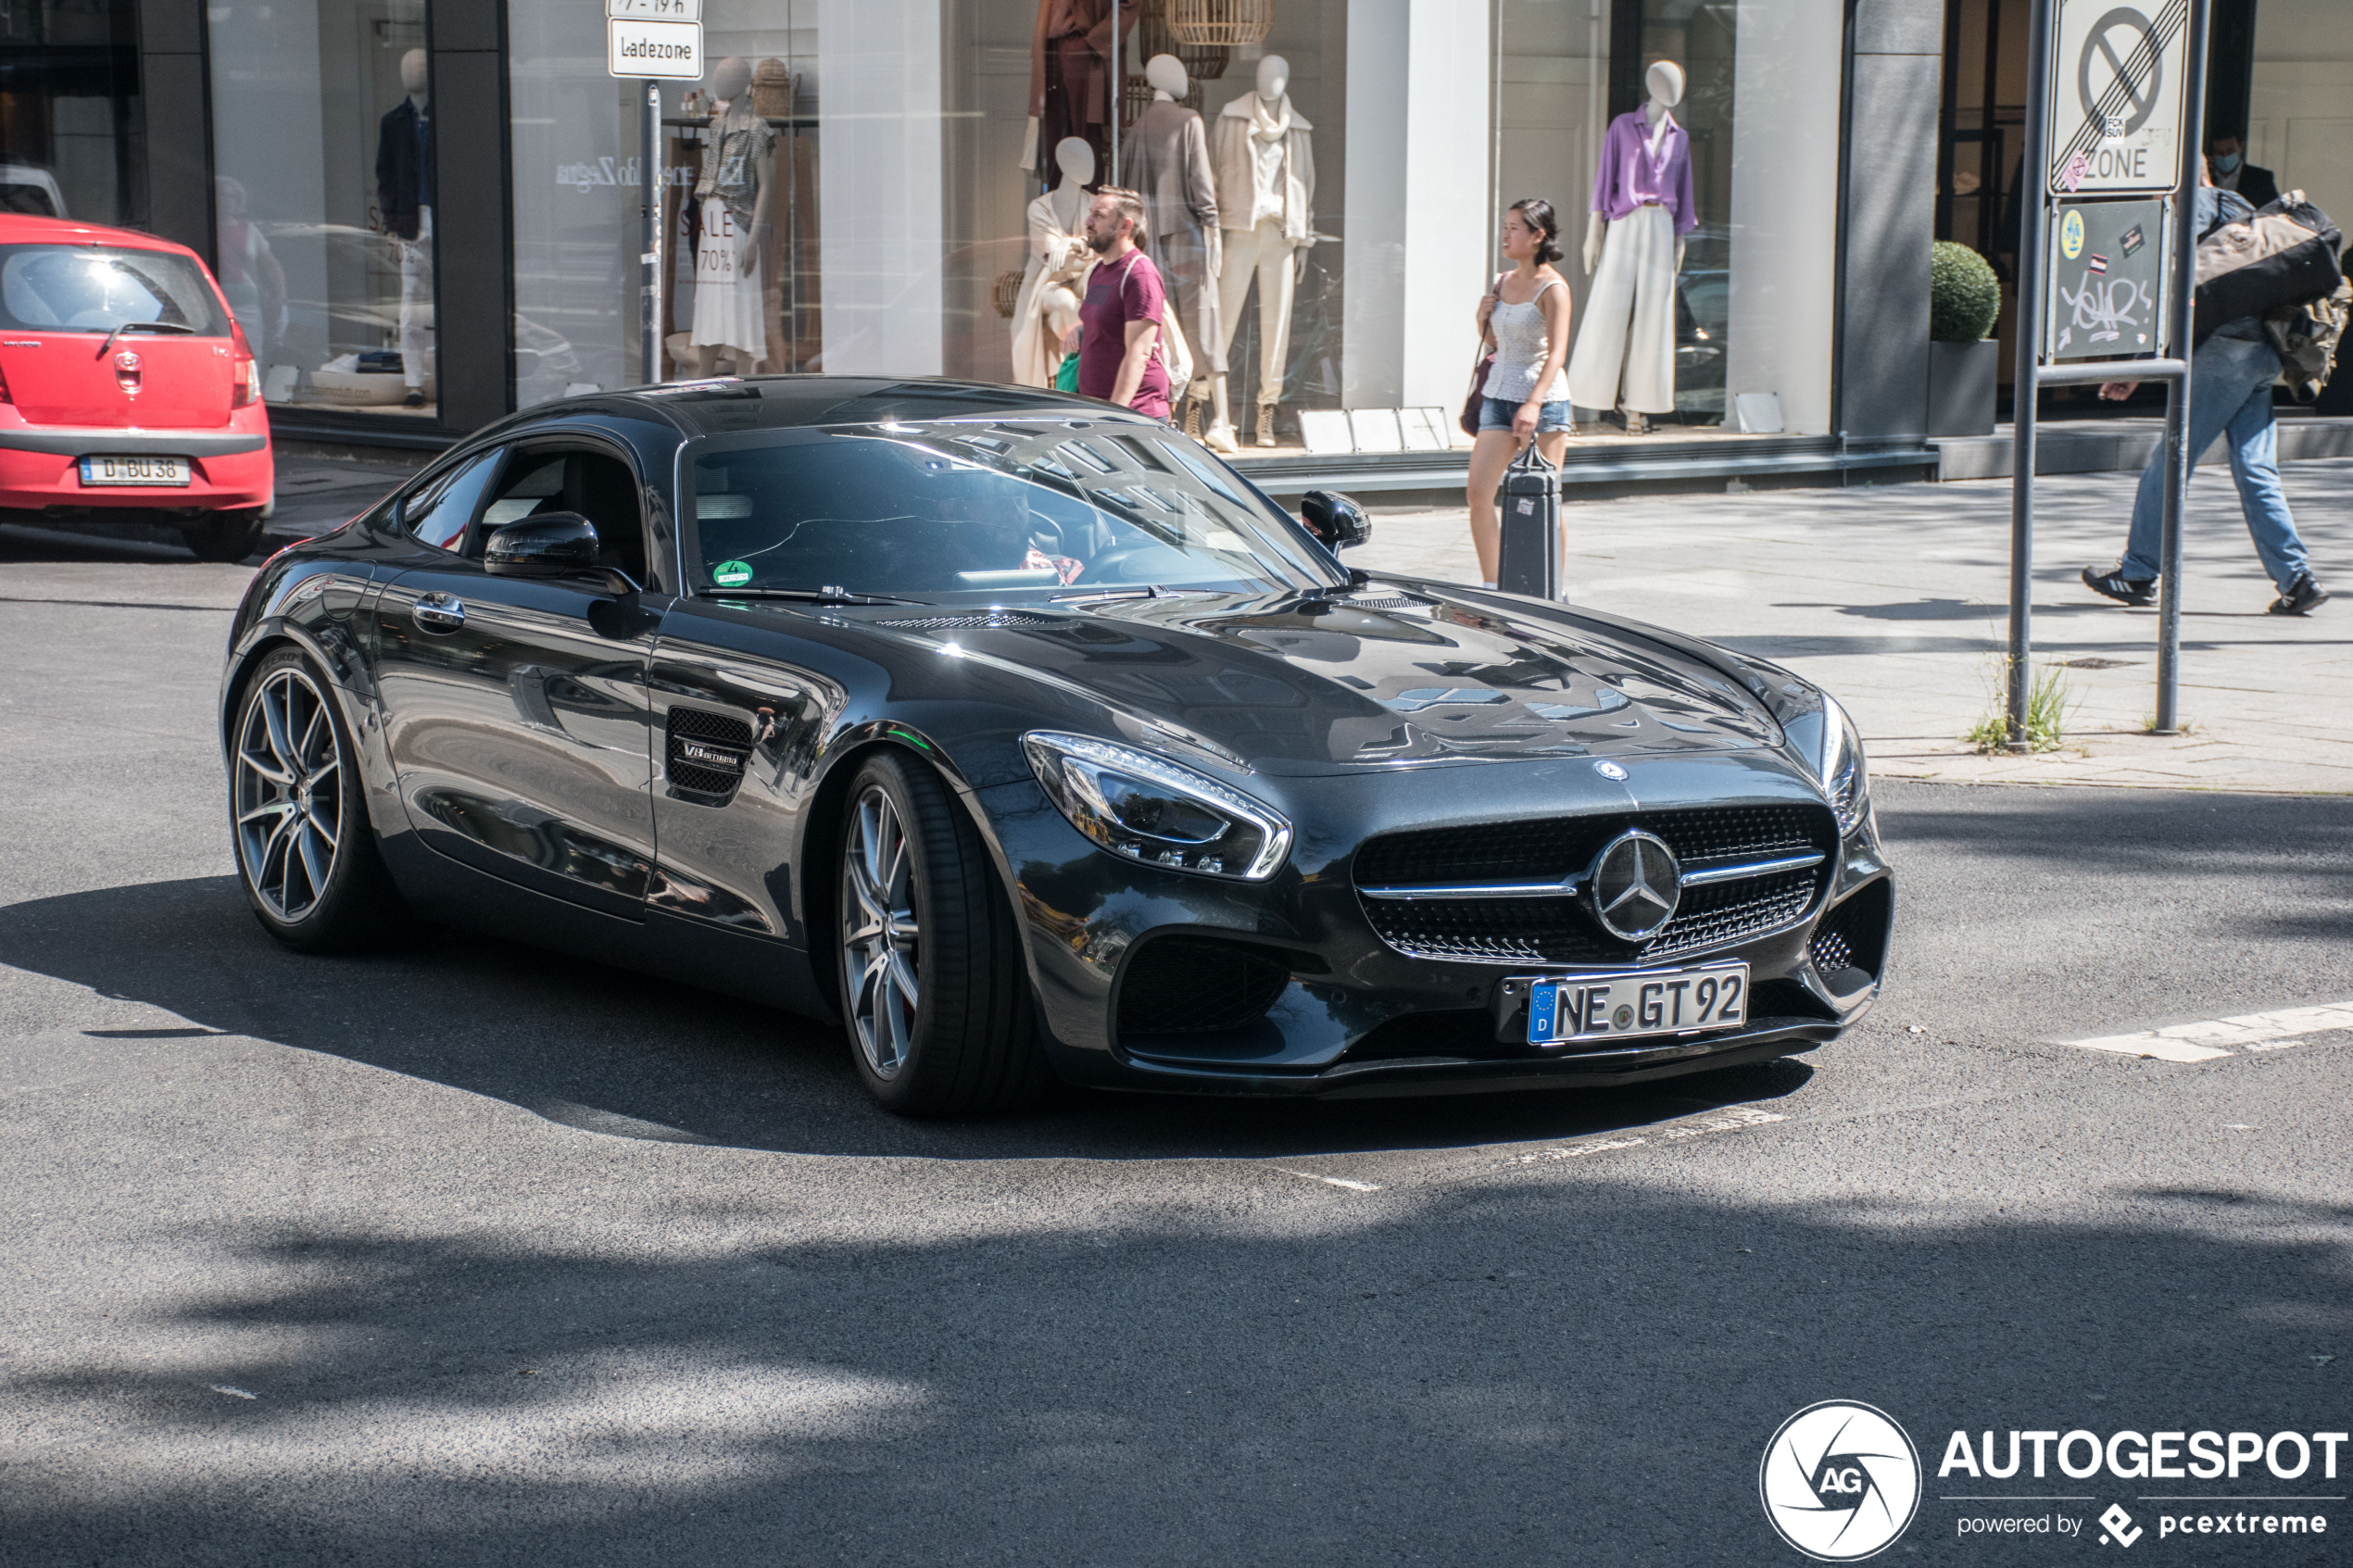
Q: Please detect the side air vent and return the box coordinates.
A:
[877,611,1062,631]
[1115,936,1291,1037]
[666,707,753,804]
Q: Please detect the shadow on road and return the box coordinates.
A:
[2,1168,2345,1565]
[0,872,1811,1162]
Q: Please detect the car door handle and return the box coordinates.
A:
[414,592,467,633]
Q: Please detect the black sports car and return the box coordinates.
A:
[220,376,1893,1114]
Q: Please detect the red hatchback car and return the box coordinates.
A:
[0,214,272,561]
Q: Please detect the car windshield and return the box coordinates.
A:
[0,245,230,335]
[684,420,1342,599]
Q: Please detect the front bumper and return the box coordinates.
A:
[977,755,1894,1098]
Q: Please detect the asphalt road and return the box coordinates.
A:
[4,526,2348,1566]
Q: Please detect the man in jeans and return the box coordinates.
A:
[2082,182,2330,617]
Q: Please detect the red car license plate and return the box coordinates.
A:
[80,455,192,486]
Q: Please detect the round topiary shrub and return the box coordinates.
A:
[1930,241,2001,343]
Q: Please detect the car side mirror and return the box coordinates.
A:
[1300,489,1372,551]
[486,512,601,579]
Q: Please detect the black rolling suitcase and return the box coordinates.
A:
[1497,442,1562,599]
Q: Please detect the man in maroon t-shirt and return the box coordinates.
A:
[1063,187,1172,420]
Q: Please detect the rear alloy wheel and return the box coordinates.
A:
[184,509,267,564]
[231,646,432,952]
[836,751,1049,1116]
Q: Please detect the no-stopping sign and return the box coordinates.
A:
[2045,0,2188,195]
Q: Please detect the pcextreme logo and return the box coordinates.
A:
[1760,1401,1924,1561]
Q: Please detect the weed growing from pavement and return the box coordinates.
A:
[1965,657,2076,753]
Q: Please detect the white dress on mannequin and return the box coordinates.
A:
[1010,190,1090,387]
[690,102,773,367]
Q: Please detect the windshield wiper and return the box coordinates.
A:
[694,585,918,607]
[97,320,196,358]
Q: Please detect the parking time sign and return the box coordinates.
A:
[2045,0,2188,195]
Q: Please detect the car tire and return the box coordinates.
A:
[184,509,267,564]
[229,646,435,953]
[836,750,1051,1116]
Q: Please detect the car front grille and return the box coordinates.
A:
[1353,804,1834,966]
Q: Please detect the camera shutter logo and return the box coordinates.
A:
[1759,1401,1922,1561]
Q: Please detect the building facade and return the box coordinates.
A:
[16,0,2330,483]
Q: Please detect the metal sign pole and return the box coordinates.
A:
[2152,0,2211,734]
[2007,0,2057,750]
[641,80,661,386]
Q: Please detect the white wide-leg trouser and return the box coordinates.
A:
[1567,202,1676,415]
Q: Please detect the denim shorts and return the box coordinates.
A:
[1479,395,1573,433]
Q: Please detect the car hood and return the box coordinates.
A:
[857,582,1784,776]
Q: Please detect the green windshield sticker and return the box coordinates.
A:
[712,559,754,587]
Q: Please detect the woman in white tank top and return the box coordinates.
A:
[1467,198,1575,587]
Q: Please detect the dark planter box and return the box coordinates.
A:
[1927,339,1998,437]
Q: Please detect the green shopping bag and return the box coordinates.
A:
[1052,352,1080,394]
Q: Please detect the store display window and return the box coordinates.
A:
[0,0,145,229]
[208,0,441,419]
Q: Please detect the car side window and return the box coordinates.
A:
[401,449,503,553]
[476,445,650,585]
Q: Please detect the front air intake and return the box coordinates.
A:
[1115,936,1291,1037]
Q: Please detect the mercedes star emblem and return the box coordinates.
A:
[1593,760,1629,782]
[1583,829,1682,941]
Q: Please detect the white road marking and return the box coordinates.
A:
[1271,1167,1381,1192]
[2067,1002,2353,1062]
[208,1384,258,1400]
[1503,1107,1787,1168]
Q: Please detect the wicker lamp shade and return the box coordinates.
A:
[1163,0,1271,47]
[991,268,1025,320]
[750,58,795,119]
[1137,0,1230,82]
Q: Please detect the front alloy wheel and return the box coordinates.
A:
[832,751,1050,1115]
[235,661,344,922]
[841,782,921,1079]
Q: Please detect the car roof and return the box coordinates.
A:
[499,374,1158,442]
[0,213,202,257]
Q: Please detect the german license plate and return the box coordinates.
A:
[79,455,190,486]
[1524,962,1750,1047]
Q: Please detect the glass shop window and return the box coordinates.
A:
[0,0,145,228]
[208,0,440,420]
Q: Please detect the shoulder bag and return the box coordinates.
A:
[1459,272,1507,437]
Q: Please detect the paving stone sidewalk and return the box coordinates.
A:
[1350,458,2353,795]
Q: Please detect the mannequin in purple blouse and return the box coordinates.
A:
[1567,61,1697,434]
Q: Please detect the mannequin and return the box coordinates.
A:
[1566,61,1694,434]
[691,56,778,377]
[1011,137,1097,387]
[1027,0,1138,183]
[1209,55,1315,449]
[373,49,434,408]
[1120,55,1222,433]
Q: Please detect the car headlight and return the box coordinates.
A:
[1818,696,1869,838]
[1022,731,1292,881]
